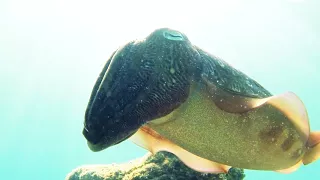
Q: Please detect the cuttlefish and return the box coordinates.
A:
[83,28,320,173]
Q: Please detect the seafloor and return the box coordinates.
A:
[66,151,245,180]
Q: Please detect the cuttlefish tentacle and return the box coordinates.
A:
[129,126,231,173]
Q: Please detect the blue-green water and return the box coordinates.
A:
[1,0,319,179]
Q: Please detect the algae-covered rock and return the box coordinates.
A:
[66,151,245,180]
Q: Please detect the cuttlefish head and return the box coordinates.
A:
[83,28,201,151]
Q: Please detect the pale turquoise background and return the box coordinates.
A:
[1,0,319,179]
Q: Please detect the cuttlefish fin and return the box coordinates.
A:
[129,125,231,173]
[206,80,310,139]
[265,93,320,166]
[261,92,310,135]
[303,131,320,165]
[276,160,302,174]
[203,76,309,135]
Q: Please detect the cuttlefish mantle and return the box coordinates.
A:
[83,28,320,174]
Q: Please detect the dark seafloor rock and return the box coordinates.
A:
[66,151,245,180]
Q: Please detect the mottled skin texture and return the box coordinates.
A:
[83,28,310,170]
[83,29,200,150]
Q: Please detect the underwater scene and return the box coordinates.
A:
[1,0,319,179]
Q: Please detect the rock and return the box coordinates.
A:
[66,151,245,180]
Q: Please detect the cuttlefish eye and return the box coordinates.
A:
[163,30,184,41]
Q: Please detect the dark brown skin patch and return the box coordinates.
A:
[281,135,295,151]
[259,126,284,144]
